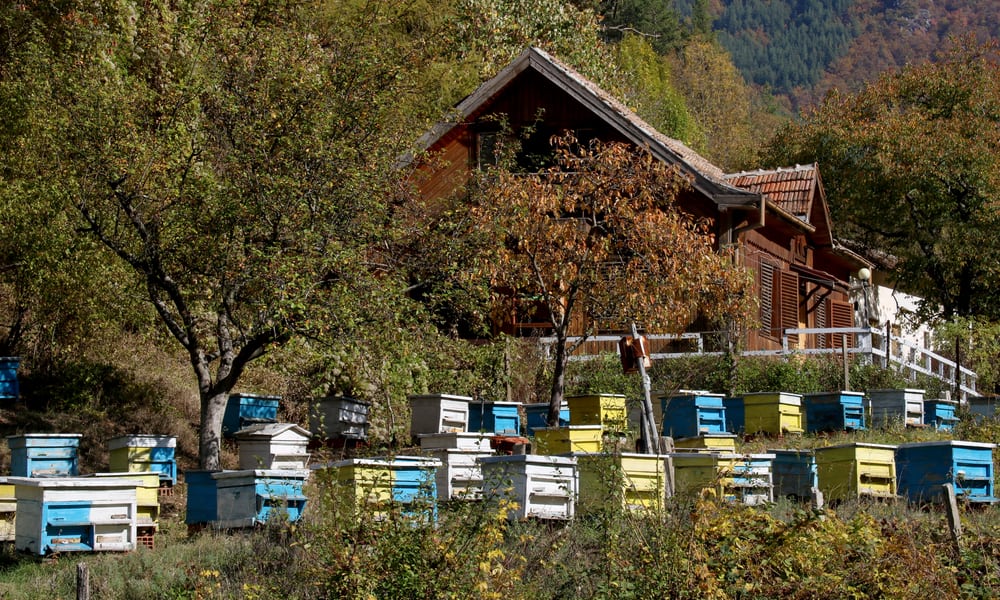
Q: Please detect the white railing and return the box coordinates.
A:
[537,326,978,399]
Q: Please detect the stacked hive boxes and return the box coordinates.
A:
[573,452,666,515]
[534,394,627,454]
[896,441,996,503]
[803,391,865,433]
[479,454,578,521]
[814,443,897,501]
[742,392,804,436]
[771,449,819,499]
[524,402,569,432]
[923,398,959,431]
[866,389,924,428]
[0,477,13,542]
[418,433,493,501]
[319,457,440,523]
[222,393,280,438]
[309,396,371,443]
[9,434,82,478]
[670,452,775,505]
[109,435,178,487]
[235,423,311,470]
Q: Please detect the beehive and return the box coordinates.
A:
[235,423,311,470]
[425,449,491,500]
[86,472,160,529]
[723,397,745,433]
[771,449,818,499]
[627,395,664,434]
[742,392,804,435]
[479,454,578,521]
[0,477,14,542]
[108,435,178,486]
[212,469,309,528]
[0,357,18,400]
[967,396,1000,421]
[8,433,82,478]
[670,452,774,505]
[385,457,441,522]
[408,394,471,436]
[673,434,738,453]
[573,452,666,514]
[566,394,628,432]
[323,458,438,522]
[923,399,959,431]
[524,402,570,433]
[468,401,521,435]
[896,441,996,503]
[222,393,280,438]
[660,392,727,438]
[803,391,865,432]
[12,476,138,555]
[866,389,924,428]
[418,432,493,452]
[814,443,897,501]
[309,396,371,440]
[184,470,222,526]
[324,459,394,520]
[532,426,604,455]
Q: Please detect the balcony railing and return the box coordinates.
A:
[537,326,978,399]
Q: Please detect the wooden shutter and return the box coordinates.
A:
[778,270,800,345]
[759,262,775,337]
[830,300,854,348]
[815,298,828,349]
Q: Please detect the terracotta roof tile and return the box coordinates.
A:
[724,164,818,220]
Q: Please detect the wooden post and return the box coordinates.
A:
[810,486,826,521]
[842,343,850,391]
[631,323,659,455]
[77,562,90,600]
[943,483,962,551]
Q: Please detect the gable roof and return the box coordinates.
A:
[409,47,760,209]
[724,164,819,222]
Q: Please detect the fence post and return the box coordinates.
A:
[943,483,962,552]
[77,563,90,600]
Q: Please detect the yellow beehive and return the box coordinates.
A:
[814,443,897,501]
[742,392,804,435]
[0,477,14,542]
[322,459,394,520]
[673,434,738,453]
[532,426,604,455]
[670,452,774,504]
[574,453,666,514]
[566,394,628,432]
[87,472,161,528]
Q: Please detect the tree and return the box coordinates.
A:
[459,135,753,425]
[6,0,432,468]
[764,38,1000,321]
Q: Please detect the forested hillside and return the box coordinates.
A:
[668,0,1000,110]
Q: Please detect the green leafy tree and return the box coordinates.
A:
[765,38,1000,321]
[4,0,433,468]
[459,135,753,424]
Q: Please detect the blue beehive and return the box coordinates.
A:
[896,441,996,503]
[0,357,19,400]
[222,393,280,438]
[803,391,865,433]
[390,457,441,523]
[468,401,521,435]
[523,402,569,434]
[722,397,745,434]
[184,470,222,526]
[212,469,309,528]
[771,449,818,499]
[923,399,959,431]
[660,393,726,438]
[8,434,82,478]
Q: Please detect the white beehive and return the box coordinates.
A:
[235,423,311,470]
[408,394,471,437]
[478,454,578,521]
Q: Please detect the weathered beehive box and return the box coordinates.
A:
[866,389,924,428]
[185,470,222,526]
[385,457,441,522]
[814,443,897,501]
[524,402,570,433]
[418,432,493,452]
[8,434,82,478]
[532,425,604,455]
[573,452,666,514]
[86,472,160,529]
[968,396,1000,421]
[222,393,280,438]
[212,469,309,528]
[0,477,14,542]
[322,458,439,522]
[235,423,311,470]
[673,434,738,453]
[771,449,818,499]
[108,435,178,486]
[468,401,521,435]
[566,394,628,432]
[479,454,578,521]
[896,441,996,504]
[660,392,727,439]
[309,396,370,440]
[0,357,19,400]
[742,392,804,435]
[670,452,774,505]
[803,391,865,433]
[923,399,959,431]
[424,449,491,501]
[12,476,138,555]
[408,394,471,437]
[723,397,745,433]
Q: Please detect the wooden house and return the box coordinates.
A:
[409,47,869,353]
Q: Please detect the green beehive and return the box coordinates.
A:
[814,443,897,501]
[742,392,804,435]
[572,452,666,514]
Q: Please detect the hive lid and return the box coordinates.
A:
[897,440,996,450]
[7,476,139,489]
[477,454,577,466]
[234,423,310,440]
[814,442,897,451]
[108,435,177,450]
[408,393,473,402]
[211,468,311,480]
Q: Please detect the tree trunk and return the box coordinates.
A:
[548,336,569,426]
[199,389,229,470]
